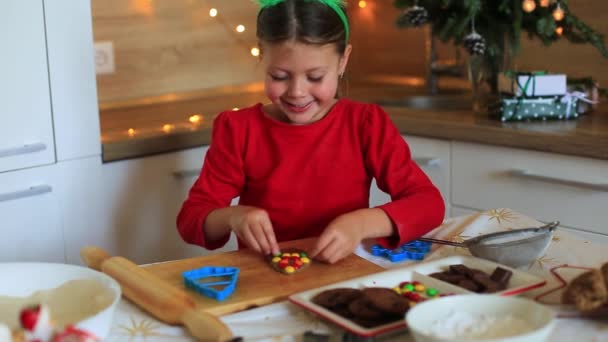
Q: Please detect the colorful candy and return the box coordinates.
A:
[270,249,311,275]
[394,281,441,303]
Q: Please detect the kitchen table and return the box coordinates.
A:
[106,209,608,341]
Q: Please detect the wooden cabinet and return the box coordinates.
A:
[452,141,608,235]
[101,147,237,264]
[370,135,451,217]
[0,0,55,172]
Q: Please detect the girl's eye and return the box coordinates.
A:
[308,76,323,82]
[270,74,287,81]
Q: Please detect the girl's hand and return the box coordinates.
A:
[310,211,367,264]
[228,205,280,255]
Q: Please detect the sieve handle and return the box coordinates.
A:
[417,237,466,247]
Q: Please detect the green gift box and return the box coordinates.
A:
[489,96,579,122]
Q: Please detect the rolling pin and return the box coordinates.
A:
[80,246,233,342]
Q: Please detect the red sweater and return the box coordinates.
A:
[177,98,444,250]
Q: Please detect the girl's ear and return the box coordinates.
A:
[339,44,353,75]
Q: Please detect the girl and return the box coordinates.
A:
[177,0,444,264]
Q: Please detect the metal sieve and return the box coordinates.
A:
[419,221,560,267]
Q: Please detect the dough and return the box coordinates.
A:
[0,279,114,330]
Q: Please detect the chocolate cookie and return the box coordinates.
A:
[361,287,410,316]
[601,262,608,287]
[311,288,362,311]
[562,269,607,313]
[347,297,385,319]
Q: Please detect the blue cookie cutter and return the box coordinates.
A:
[182,266,240,301]
[370,240,432,262]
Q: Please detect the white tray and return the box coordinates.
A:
[288,255,547,337]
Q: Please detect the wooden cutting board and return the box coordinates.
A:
[143,238,383,316]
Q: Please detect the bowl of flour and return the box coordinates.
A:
[405,294,555,342]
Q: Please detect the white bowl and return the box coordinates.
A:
[405,294,555,342]
[0,262,121,339]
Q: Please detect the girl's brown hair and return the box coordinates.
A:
[256,0,348,55]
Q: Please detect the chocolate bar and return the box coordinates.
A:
[430,265,511,293]
[429,272,467,283]
[490,267,513,286]
[472,273,504,293]
[457,279,481,292]
[449,264,476,277]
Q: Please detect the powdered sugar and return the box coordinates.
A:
[424,310,535,339]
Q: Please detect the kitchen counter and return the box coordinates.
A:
[100,80,608,162]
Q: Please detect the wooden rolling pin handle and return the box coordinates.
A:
[80,246,233,342]
[80,246,110,272]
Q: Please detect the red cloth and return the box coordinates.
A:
[177,98,444,250]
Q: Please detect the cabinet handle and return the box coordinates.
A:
[0,185,53,203]
[172,169,200,179]
[414,157,440,167]
[0,142,47,158]
[510,169,608,191]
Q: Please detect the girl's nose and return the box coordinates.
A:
[287,79,306,97]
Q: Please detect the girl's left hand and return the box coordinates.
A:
[310,211,366,264]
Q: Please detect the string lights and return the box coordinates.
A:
[205,3,257,57]
[522,0,536,13]
[521,0,566,33]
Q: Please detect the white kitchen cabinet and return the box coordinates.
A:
[58,157,107,264]
[0,0,102,263]
[44,0,101,161]
[370,135,451,217]
[101,147,237,264]
[0,164,64,262]
[0,0,55,172]
[452,141,608,235]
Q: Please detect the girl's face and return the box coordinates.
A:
[262,41,352,125]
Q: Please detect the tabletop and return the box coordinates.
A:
[106,208,608,341]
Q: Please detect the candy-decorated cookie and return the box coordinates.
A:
[268,249,311,275]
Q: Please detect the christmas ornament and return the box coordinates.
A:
[403,5,429,27]
[463,32,486,55]
[553,4,565,21]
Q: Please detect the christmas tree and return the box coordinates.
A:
[394,0,608,90]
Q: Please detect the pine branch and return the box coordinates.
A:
[393,0,608,60]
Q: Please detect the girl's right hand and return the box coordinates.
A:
[228,205,280,255]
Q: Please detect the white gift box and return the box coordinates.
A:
[498,73,567,97]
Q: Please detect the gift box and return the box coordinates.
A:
[489,95,579,122]
[498,72,567,97]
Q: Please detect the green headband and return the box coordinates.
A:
[257,0,350,43]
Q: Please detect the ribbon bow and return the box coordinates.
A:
[560,91,598,117]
